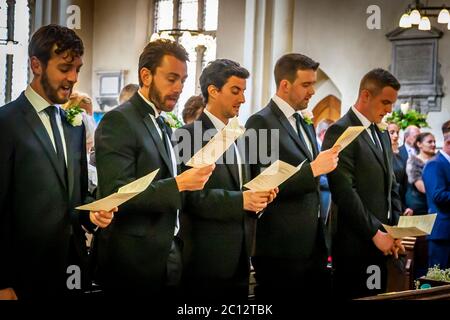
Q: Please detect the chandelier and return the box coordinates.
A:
[399,1,450,30]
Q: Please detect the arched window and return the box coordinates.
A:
[0,0,30,105]
[153,0,218,120]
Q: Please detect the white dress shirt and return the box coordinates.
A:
[204,108,243,189]
[25,85,68,165]
[352,106,383,151]
[272,95,313,155]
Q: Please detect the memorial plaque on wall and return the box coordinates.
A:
[386,27,443,113]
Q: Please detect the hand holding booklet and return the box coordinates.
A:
[76,168,160,212]
[186,117,245,168]
[244,160,306,191]
[382,213,437,239]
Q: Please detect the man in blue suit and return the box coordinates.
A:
[423,121,450,269]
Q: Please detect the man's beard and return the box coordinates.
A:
[41,70,70,104]
[149,82,178,112]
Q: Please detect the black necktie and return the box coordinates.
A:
[369,123,382,150]
[45,106,67,179]
[156,116,173,162]
[293,113,313,159]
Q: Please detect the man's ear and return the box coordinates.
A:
[360,89,371,103]
[279,79,291,94]
[30,56,43,76]
[207,84,219,101]
[139,67,153,88]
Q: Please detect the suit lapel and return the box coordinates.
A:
[269,101,313,161]
[61,110,75,199]
[130,94,174,176]
[21,96,67,190]
[348,109,387,173]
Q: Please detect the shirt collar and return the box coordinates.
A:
[440,149,450,164]
[25,85,60,113]
[138,90,160,117]
[272,94,304,120]
[351,105,371,128]
[204,108,226,130]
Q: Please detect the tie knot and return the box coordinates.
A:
[45,105,57,116]
[156,115,166,127]
[293,113,302,121]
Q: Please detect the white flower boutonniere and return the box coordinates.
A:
[300,110,314,125]
[66,106,84,127]
[164,112,183,129]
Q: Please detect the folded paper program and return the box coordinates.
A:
[244,160,306,192]
[76,168,160,212]
[186,117,245,168]
[382,214,437,238]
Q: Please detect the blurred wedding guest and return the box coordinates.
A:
[423,122,450,269]
[399,125,421,165]
[0,24,115,300]
[63,92,98,193]
[405,132,436,215]
[388,122,413,216]
[182,95,205,124]
[443,120,450,135]
[118,83,139,104]
[315,119,334,223]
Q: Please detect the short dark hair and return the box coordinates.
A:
[182,95,205,123]
[442,120,450,135]
[138,39,189,86]
[199,59,250,103]
[274,53,319,88]
[358,68,401,96]
[29,24,84,65]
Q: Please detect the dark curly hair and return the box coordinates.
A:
[28,24,84,65]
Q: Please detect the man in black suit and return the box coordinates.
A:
[176,59,278,301]
[0,24,115,300]
[245,53,340,300]
[94,39,214,297]
[322,68,404,299]
[398,125,420,166]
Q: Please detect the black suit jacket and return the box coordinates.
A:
[94,92,182,292]
[0,92,92,298]
[175,113,253,282]
[245,100,323,261]
[321,108,402,261]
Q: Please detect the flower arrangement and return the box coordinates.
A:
[164,112,183,129]
[385,103,429,130]
[300,110,314,125]
[65,106,84,127]
[425,265,450,282]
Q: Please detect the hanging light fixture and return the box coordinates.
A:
[399,1,450,31]
[418,16,431,30]
[437,8,450,23]
[399,13,412,28]
[409,9,422,24]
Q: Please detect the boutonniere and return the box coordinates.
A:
[377,121,388,132]
[65,106,84,127]
[164,112,183,129]
[300,110,314,125]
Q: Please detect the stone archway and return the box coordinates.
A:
[312,94,341,127]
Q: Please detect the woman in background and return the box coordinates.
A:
[405,132,436,215]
